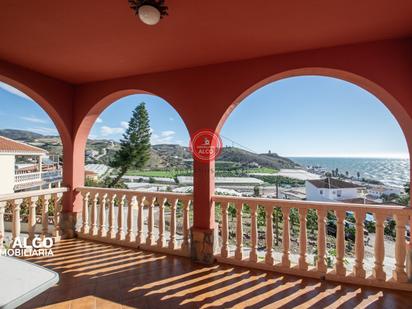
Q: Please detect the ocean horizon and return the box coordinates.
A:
[289,157,410,188]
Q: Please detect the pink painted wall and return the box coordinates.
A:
[1,38,411,230]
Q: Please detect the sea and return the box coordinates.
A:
[289,157,410,189]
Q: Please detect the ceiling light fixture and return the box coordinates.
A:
[128,0,168,26]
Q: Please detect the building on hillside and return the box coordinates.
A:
[305,178,365,202]
[366,185,402,199]
[84,164,110,181]
[0,135,62,194]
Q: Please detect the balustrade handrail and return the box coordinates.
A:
[76,186,193,201]
[212,195,412,215]
[0,187,69,202]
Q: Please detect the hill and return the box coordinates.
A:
[0,129,44,141]
[0,129,299,170]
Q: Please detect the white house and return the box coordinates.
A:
[0,136,62,194]
[367,185,402,199]
[305,178,364,202]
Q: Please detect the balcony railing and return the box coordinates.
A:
[213,196,412,290]
[0,187,68,248]
[212,195,412,291]
[14,170,62,185]
[14,171,41,184]
[76,187,193,257]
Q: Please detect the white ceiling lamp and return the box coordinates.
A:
[129,0,168,26]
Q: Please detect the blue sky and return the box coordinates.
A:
[0,76,409,158]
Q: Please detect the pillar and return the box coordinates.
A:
[61,138,85,238]
[190,159,218,264]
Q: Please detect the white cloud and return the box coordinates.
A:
[96,117,103,123]
[151,130,177,144]
[160,130,175,137]
[28,127,58,135]
[20,116,48,124]
[120,121,129,129]
[0,82,33,101]
[100,126,125,136]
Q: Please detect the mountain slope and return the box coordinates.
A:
[0,129,298,169]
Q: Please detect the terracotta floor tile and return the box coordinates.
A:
[16,238,412,309]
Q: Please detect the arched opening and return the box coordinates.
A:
[84,93,192,190]
[0,81,65,194]
[0,80,66,246]
[75,91,194,247]
[214,74,410,280]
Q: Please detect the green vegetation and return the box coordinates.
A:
[254,175,305,186]
[125,169,192,178]
[109,103,151,187]
[398,183,410,206]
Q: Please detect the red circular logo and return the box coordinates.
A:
[190,129,223,162]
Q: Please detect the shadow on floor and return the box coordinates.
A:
[17,239,411,309]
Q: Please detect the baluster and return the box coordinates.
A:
[298,208,308,270]
[249,203,258,263]
[28,196,38,242]
[393,214,408,282]
[136,196,145,244]
[52,193,62,241]
[221,202,229,258]
[98,193,108,238]
[168,199,178,250]
[90,193,98,236]
[42,195,51,239]
[0,202,5,249]
[11,199,22,246]
[108,194,116,239]
[157,197,166,247]
[335,210,346,276]
[235,202,244,260]
[353,210,366,278]
[372,213,386,281]
[265,207,274,265]
[181,200,190,252]
[146,197,155,246]
[281,207,290,267]
[81,192,90,234]
[117,195,125,240]
[316,209,327,273]
[126,195,136,242]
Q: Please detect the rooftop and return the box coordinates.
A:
[0,136,47,155]
[307,178,363,189]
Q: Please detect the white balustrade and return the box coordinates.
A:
[125,196,135,242]
[98,193,108,238]
[0,187,67,247]
[212,195,412,291]
[298,208,308,270]
[181,199,191,253]
[249,203,258,263]
[168,198,178,250]
[234,202,244,260]
[76,187,193,257]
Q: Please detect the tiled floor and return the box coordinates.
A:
[17,239,411,309]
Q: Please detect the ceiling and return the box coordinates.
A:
[1,0,412,84]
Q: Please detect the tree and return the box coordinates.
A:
[109,103,151,187]
[398,183,410,206]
